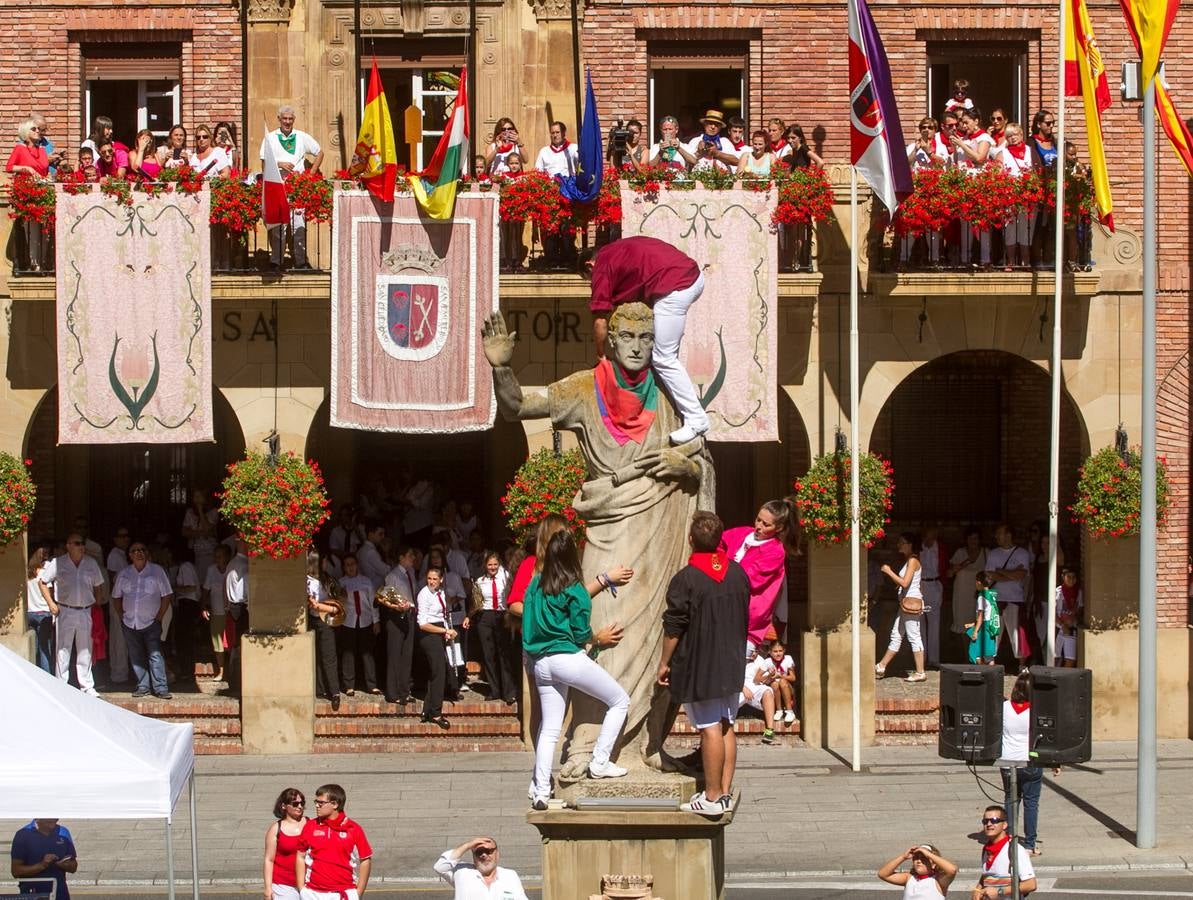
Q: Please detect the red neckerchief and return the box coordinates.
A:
[548,140,571,152]
[1060,582,1079,613]
[495,141,515,154]
[1006,142,1027,161]
[770,140,786,153]
[969,128,990,141]
[990,127,1005,143]
[731,139,746,151]
[1010,699,1030,714]
[688,552,727,583]
[983,834,1011,869]
[913,870,936,881]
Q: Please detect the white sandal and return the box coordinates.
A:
[906,671,927,683]
[874,664,886,677]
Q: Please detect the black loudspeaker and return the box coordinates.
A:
[938,664,1004,762]
[1028,666,1092,765]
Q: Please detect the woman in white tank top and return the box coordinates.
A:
[875,532,928,683]
[877,843,957,898]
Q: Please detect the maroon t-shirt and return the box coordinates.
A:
[588,236,700,314]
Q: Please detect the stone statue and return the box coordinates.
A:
[482,303,714,779]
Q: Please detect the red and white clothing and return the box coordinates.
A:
[475,569,511,612]
[487,142,522,175]
[954,130,995,174]
[979,833,1035,885]
[1001,698,1031,762]
[338,575,377,629]
[298,812,372,895]
[534,141,578,178]
[722,527,787,651]
[997,142,1035,178]
[943,97,975,112]
[685,134,736,172]
[1055,583,1083,661]
[272,822,305,891]
[901,873,946,899]
[738,655,774,712]
[760,653,795,680]
[384,564,419,605]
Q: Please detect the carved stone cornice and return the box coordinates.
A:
[530,0,584,24]
[245,0,294,24]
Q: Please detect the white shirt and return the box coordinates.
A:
[474,569,510,612]
[744,655,771,689]
[339,574,377,628]
[106,546,128,578]
[956,131,995,173]
[981,835,1035,880]
[258,129,321,170]
[987,546,1030,605]
[649,141,688,170]
[188,147,231,179]
[174,561,200,601]
[225,554,249,607]
[534,141,579,177]
[759,654,795,677]
[357,540,389,590]
[433,851,528,900]
[685,134,736,172]
[1001,699,1031,763]
[997,143,1035,178]
[385,565,420,605]
[203,563,228,615]
[307,574,328,604]
[329,523,363,557]
[901,874,945,899]
[40,554,104,609]
[27,575,49,614]
[112,562,173,630]
[417,585,450,627]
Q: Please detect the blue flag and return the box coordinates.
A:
[558,70,603,203]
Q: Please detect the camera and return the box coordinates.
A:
[608,119,632,168]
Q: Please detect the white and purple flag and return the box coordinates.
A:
[848,0,912,213]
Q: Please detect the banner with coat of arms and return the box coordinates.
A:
[55,191,213,444]
[330,191,499,432]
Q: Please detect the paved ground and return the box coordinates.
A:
[1,741,1188,895]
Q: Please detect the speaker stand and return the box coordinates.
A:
[999,763,1023,900]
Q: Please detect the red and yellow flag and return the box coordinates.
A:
[1066,0,1114,228]
[1119,0,1193,176]
[350,60,399,202]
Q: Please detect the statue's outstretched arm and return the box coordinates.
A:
[482,312,549,421]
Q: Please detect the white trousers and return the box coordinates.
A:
[886,611,924,654]
[300,890,357,900]
[651,272,709,432]
[55,605,95,690]
[960,223,991,265]
[999,602,1027,659]
[531,651,629,799]
[107,605,129,681]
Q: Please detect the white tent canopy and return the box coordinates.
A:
[0,643,198,898]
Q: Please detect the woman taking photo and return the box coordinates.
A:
[876,532,927,683]
[524,529,632,809]
[213,121,241,171]
[722,499,799,657]
[189,125,232,179]
[877,844,957,898]
[263,787,307,899]
[127,129,161,181]
[159,125,189,169]
[484,117,527,175]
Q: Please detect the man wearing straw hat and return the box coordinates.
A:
[686,109,739,172]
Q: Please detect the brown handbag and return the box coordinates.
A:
[900,594,925,615]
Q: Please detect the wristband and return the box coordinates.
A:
[601,573,618,598]
[588,645,600,659]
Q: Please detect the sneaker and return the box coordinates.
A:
[131,689,150,698]
[82,687,100,698]
[154,691,173,700]
[531,797,549,811]
[669,422,710,445]
[906,672,927,683]
[783,710,796,724]
[874,664,886,677]
[761,729,776,745]
[681,791,725,817]
[588,760,628,779]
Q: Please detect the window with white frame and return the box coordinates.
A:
[647,41,747,142]
[925,41,1029,126]
[83,43,182,144]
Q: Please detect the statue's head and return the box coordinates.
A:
[607,302,654,373]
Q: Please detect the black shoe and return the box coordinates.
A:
[420,715,450,729]
[154,691,173,700]
[385,696,399,704]
[293,261,313,271]
[531,798,549,811]
[132,689,150,698]
[503,696,518,705]
[331,695,341,711]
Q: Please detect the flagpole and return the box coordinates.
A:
[1046,0,1068,669]
[353,0,362,136]
[570,0,583,137]
[1136,69,1158,852]
[468,0,477,176]
[849,164,862,775]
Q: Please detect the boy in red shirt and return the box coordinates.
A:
[296,783,373,899]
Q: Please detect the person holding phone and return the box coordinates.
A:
[483,117,526,175]
[10,818,78,900]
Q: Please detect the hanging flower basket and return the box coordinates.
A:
[0,453,36,546]
[501,447,588,544]
[218,451,331,559]
[498,170,575,235]
[772,167,836,226]
[7,175,56,227]
[793,450,894,548]
[210,171,261,233]
[1070,445,1169,539]
[285,170,334,224]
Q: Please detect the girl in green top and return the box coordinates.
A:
[524,529,632,809]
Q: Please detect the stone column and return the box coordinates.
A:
[800,542,875,748]
[240,553,315,753]
[0,536,33,661]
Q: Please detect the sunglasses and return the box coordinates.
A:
[286,800,307,808]
[1043,120,1055,126]
[130,547,148,554]
[473,846,496,857]
[982,817,1005,825]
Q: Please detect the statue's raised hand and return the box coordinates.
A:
[481,312,517,368]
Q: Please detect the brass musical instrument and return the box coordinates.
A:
[320,575,347,627]
[376,585,412,613]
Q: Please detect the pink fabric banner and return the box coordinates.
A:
[55,190,213,444]
[330,190,499,432]
[620,185,779,442]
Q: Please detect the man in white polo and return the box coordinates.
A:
[986,524,1032,669]
[433,836,528,899]
[39,533,104,696]
[111,540,174,699]
[258,105,323,271]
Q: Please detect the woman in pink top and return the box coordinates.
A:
[6,118,51,272]
[722,498,799,653]
[128,129,162,181]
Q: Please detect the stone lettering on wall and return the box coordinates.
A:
[505,309,582,345]
[221,311,277,343]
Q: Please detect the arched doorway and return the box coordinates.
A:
[868,349,1088,664]
[24,387,246,544]
[304,398,529,545]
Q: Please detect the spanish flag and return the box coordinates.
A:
[1066,0,1114,228]
[408,68,469,220]
[1120,0,1193,176]
[350,60,399,202]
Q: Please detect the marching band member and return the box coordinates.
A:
[416,565,456,729]
[473,551,517,704]
[337,554,379,697]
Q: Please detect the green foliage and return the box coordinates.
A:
[793,451,894,547]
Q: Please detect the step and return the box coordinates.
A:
[312,736,526,753]
[315,714,521,738]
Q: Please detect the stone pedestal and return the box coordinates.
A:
[557,769,697,804]
[529,800,735,900]
[800,542,875,748]
[241,631,315,753]
[241,553,313,752]
[0,537,33,662]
